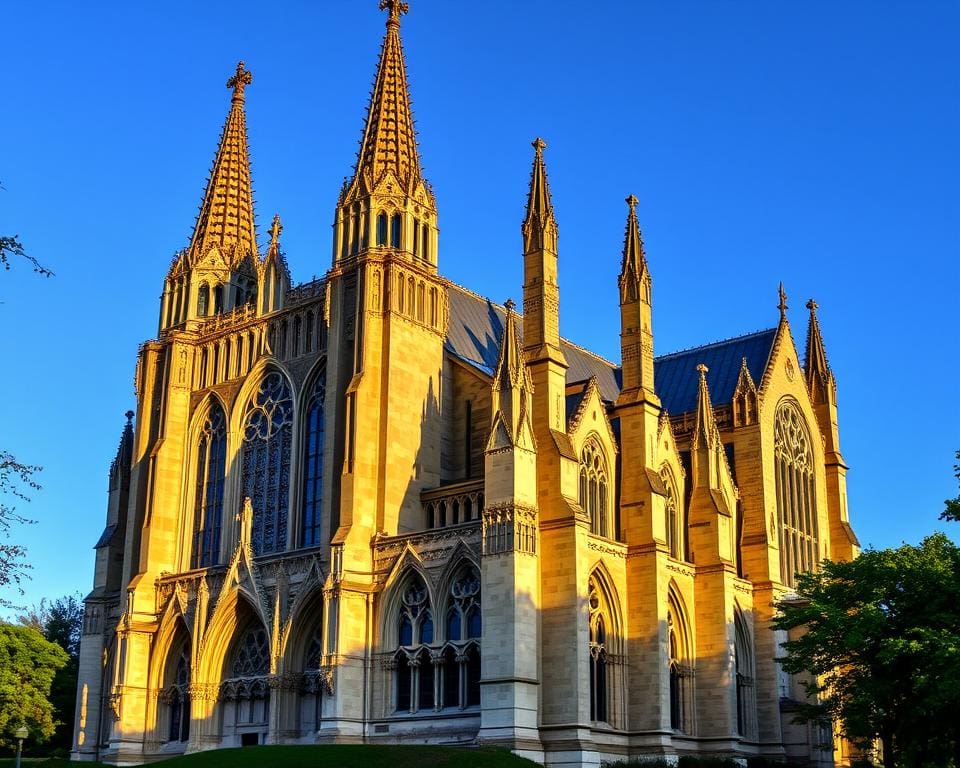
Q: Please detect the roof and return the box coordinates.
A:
[654,329,777,415]
[445,283,777,418]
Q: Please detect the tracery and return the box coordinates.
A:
[192,401,226,568]
[579,439,610,538]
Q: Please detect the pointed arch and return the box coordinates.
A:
[198,587,268,686]
[734,604,758,739]
[189,395,228,568]
[385,566,434,714]
[660,463,682,561]
[587,566,624,727]
[300,361,328,548]
[379,549,434,649]
[667,585,693,734]
[579,435,611,538]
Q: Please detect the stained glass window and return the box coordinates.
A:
[579,440,610,537]
[774,400,819,588]
[192,402,226,568]
[232,626,270,677]
[301,372,326,548]
[241,372,293,555]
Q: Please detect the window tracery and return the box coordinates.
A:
[163,643,190,743]
[579,440,610,538]
[660,467,682,560]
[301,371,326,548]
[241,372,293,555]
[588,580,608,723]
[774,400,819,588]
[667,597,693,734]
[192,401,227,568]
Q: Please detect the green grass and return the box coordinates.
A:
[0,745,538,768]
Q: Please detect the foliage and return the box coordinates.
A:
[0,452,40,607]
[17,595,83,756]
[774,534,960,768]
[942,448,960,522]
[0,235,53,277]
[0,624,68,748]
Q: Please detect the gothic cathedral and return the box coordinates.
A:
[73,3,859,766]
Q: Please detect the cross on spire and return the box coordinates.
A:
[270,213,283,246]
[227,61,253,102]
[778,281,788,317]
[626,193,639,212]
[380,0,409,26]
[806,298,818,314]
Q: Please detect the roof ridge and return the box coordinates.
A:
[445,281,618,370]
[655,327,777,362]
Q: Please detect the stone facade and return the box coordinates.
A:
[72,3,860,766]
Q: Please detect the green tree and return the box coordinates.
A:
[0,623,68,747]
[0,452,39,606]
[942,449,960,522]
[774,534,960,767]
[17,594,83,754]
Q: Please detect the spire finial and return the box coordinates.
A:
[533,136,547,154]
[125,410,134,424]
[778,282,788,317]
[380,0,409,27]
[504,298,516,314]
[227,61,253,103]
[806,297,818,314]
[270,214,283,247]
[626,194,639,212]
[697,362,709,379]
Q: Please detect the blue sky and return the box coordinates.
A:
[1,1,957,610]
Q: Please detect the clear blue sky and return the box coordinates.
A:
[1,1,957,610]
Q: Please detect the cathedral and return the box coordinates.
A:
[72,2,860,766]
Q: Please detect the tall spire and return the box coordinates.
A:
[188,61,258,267]
[619,194,648,304]
[692,364,719,450]
[804,298,834,404]
[522,137,557,253]
[347,0,423,196]
[777,281,788,320]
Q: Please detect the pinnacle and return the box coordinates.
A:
[524,137,555,231]
[620,193,647,289]
[693,362,718,450]
[804,297,831,389]
[188,62,258,267]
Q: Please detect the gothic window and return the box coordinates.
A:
[661,467,682,560]
[579,440,610,538]
[668,596,692,734]
[376,212,388,246]
[192,401,227,568]
[301,371,326,548]
[220,624,270,727]
[305,310,314,353]
[588,580,608,723]
[442,568,481,709]
[241,372,293,555]
[734,609,757,739]
[397,273,405,313]
[774,400,819,588]
[232,626,270,677]
[407,276,415,316]
[293,316,302,357]
[412,218,419,256]
[391,213,402,248]
[213,284,224,314]
[197,284,209,317]
[422,222,430,261]
[165,643,190,743]
[395,576,432,713]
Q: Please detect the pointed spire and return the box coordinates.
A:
[804,298,834,403]
[692,363,719,450]
[347,0,423,195]
[189,61,258,267]
[619,194,648,304]
[489,299,536,449]
[108,411,136,491]
[523,137,557,244]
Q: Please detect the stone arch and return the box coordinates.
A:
[587,565,625,728]
[733,603,758,739]
[297,359,329,549]
[578,433,612,538]
[378,551,434,650]
[198,587,268,686]
[433,544,480,619]
[667,584,694,734]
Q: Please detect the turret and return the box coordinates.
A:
[618,195,656,399]
[333,0,437,268]
[159,62,261,331]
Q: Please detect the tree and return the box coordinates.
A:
[0,235,53,277]
[16,595,83,755]
[774,534,960,768]
[0,624,68,748]
[0,452,40,606]
[942,449,960,523]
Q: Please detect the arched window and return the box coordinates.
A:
[164,643,190,743]
[661,467,681,560]
[305,310,314,353]
[197,284,209,317]
[213,284,224,315]
[241,373,293,555]
[774,400,819,588]
[588,580,608,723]
[292,315,302,357]
[192,401,226,568]
[579,440,610,537]
[301,371,326,548]
[233,625,270,677]
[668,596,692,734]
[422,222,430,261]
[440,568,481,709]
[412,218,420,256]
[734,609,757,739]
[391,213,402,248]
[221,624,270,729]
[395,576,432,713]
[376,212,388,246]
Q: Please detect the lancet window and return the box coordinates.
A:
[376,212,388,246]
[588,581,608,723]
[192,401,227,568]
[734,609,757,739]
[661,467,682,560]
[395,576,434,713]
[301,371,326,547]
[163,643,191,743]
[241,372,293,555]
[197,284,209,317]
[668,597,693,734]
[579,440,610,538]
[391,213,402,248]
[221,625,270,726]
[773,400,819,588]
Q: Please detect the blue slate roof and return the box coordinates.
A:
[445,283,777,417]
[654,329,777,415]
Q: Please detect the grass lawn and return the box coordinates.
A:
[0,745,538,768]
